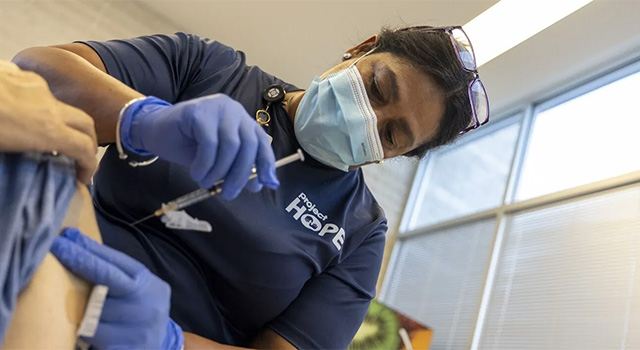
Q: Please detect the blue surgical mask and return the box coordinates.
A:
[294,52,384,172]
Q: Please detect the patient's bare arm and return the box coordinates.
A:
[2,184,102,349]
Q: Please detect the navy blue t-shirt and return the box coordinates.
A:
[83,33,387,349]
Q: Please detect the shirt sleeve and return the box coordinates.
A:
[0,153,76,341]
[80,33,243,103]
[268,227,386,350]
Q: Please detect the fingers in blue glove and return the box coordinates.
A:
[190,114,220,185]
[85,322,140,348]
[163,319,185,350]
[254,125,279,190]
[203,115,242,192]
[98,283,168,323]
[51,228,143,296]
[191,98,245,190]
[60,228,146,277]
[130,94,279,201]
[220,120,260,199]
[245,178,264,193]
[52,228,180,350]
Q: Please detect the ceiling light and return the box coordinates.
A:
[464,0,594,67]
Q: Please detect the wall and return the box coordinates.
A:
[362,158,419,292]
[136,0,498,88]
[0,0,182,60]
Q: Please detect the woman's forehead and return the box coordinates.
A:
[366,52,444,104]
[361,52,445,148]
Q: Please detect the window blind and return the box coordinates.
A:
[383,219,496,350]
[479,185,640,350]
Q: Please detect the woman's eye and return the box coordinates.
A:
[371,76,383,101]
[385,127,395,146]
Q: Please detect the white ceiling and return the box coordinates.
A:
[137,0,640,118]
[136,0,498,85]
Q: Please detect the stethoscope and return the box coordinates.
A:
[255,84,286,127]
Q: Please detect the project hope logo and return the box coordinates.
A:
[285,192,346,251]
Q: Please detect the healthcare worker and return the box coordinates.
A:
[14,25,488,349]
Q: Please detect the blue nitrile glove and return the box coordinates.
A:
[120,94,280,200]
[50,228,184,350]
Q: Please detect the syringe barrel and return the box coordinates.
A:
[168,149,304,212]
[173,188,213,210]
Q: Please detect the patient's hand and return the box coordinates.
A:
[0,60,97,183]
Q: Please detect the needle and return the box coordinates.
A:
[129,149,305,227]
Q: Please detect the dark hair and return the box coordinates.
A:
[373,26,474,158]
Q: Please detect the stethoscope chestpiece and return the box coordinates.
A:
[256,84,286,127]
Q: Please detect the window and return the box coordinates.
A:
[517,69,640,200]
[382,59,640,350]
[480,186,640,349]
[407,120,520,230]
[382,219,496,350]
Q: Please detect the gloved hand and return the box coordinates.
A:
[120,94,279,200]
[50,228,184,350]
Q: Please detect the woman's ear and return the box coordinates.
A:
[344,35,379,58]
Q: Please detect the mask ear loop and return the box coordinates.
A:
[348,46,378,69]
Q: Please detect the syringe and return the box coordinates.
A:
[129,149,305,226]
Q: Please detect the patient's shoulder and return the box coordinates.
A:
[3,183,102,349]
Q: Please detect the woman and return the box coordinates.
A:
[13,25,487,349]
